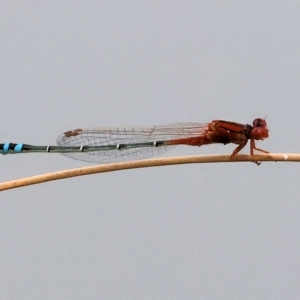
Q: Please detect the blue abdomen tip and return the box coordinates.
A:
[14,144,23,153]
[2,143,10,154]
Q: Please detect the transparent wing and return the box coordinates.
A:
[57,123,208,163]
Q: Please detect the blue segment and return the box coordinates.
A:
[2,143,10,154]
[14,144,23,153]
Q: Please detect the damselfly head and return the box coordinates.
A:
[251,118,269,140]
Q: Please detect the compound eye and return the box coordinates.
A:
[253,118,266,128]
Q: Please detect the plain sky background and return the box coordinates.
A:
[1,1,300,299]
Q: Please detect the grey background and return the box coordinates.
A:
[1,1,300,299]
